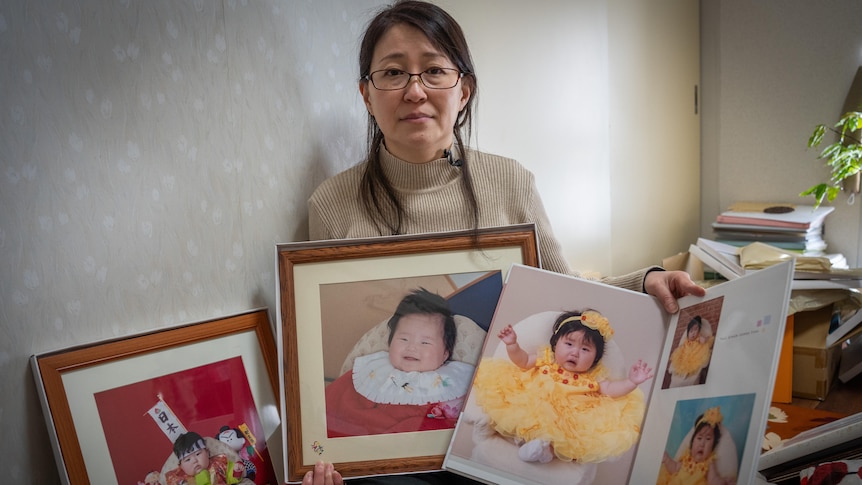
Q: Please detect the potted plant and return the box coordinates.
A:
[801,110,862,207]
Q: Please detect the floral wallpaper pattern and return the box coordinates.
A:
[0,1,707,481]
[0,1,377,481]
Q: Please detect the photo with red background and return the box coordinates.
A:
[94,356,277,484]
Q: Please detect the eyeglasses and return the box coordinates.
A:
[365,67,465,91]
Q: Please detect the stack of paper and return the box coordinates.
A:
[711,202,835,255]
[689,238,862,290]
[689,237,862,364]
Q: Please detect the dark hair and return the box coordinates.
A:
[549,310,605,370]
[386,288,457,359]
[357,0,479,236]
[687,316,703,334]
[173,431,206,459]
[690,414,722,449]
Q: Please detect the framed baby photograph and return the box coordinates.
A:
[276,224,540,482]
[31,308,283,485]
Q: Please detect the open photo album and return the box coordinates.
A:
[443,261,794,484]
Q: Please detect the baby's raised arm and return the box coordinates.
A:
[498,324,531,369]
[628,359,653,384]
[599,359,654,397]
[661,451,681,475]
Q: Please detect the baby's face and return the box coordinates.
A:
[690,425,716,462]
[687,325,700,340]
[180,448,210,476]
[553,329,597,373]
[388,313,449,372]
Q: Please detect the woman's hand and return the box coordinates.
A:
[644,270,705,313]
[302,461,343,485]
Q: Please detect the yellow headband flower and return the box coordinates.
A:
[697,406,723,428]
[556,310,614,341]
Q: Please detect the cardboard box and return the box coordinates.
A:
[792,306,842,400]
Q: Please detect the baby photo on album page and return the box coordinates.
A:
[662,298,722,390]
[444,264,667,485]
[630,261,793,484]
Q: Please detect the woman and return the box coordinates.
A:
[305,1,704,483]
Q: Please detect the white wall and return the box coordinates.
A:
[701,0,862,266]
[439,0,615,274]
[1,2,374,481]
[608,0,700,274]
[0,1,697,481]
[441,0,700,276]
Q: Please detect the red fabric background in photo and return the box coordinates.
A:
[94,356,276,485]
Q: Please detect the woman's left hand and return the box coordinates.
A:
[644,270,705,313]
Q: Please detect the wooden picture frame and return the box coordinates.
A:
[31,309,282,485]
[276,224,540,482]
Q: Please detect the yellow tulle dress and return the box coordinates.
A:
[668,336,715,378]
[656,450,716,485]
[472,345,645,463]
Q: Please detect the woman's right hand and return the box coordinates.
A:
[302,461,343,485]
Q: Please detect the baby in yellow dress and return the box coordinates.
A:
[657,406,735,485]
[471,310,653,464]
[668,316,715,388]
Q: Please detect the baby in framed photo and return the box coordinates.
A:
[324,288,477,437]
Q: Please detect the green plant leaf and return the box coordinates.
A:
[802,112,862,207]
[820,142,842,160]
[808,124,826,147]
[800,183,828,199]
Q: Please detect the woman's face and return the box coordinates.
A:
[553,329,598,373]
[360,23,471,164]
[690,425,716,463]
[388,313,450,372]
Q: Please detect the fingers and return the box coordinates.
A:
[645,270,706,314]
[303,461,342,485]
[632,359,654,381]
[669,271,706,299]
[660,294,679,314]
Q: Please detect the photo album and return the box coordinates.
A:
[443,261,794,484]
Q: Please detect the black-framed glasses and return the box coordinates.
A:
[364,67,465,91]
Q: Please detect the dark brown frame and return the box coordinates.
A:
[277,224,540,481]
[31,309,280,485]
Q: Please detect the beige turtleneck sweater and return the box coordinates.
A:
[308,147,656,293]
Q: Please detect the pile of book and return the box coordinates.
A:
[711,201,835,257]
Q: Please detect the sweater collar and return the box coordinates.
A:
[379,145,461,192]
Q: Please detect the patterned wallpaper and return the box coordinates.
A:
[1,1,708,481]
[0,1,379,481]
